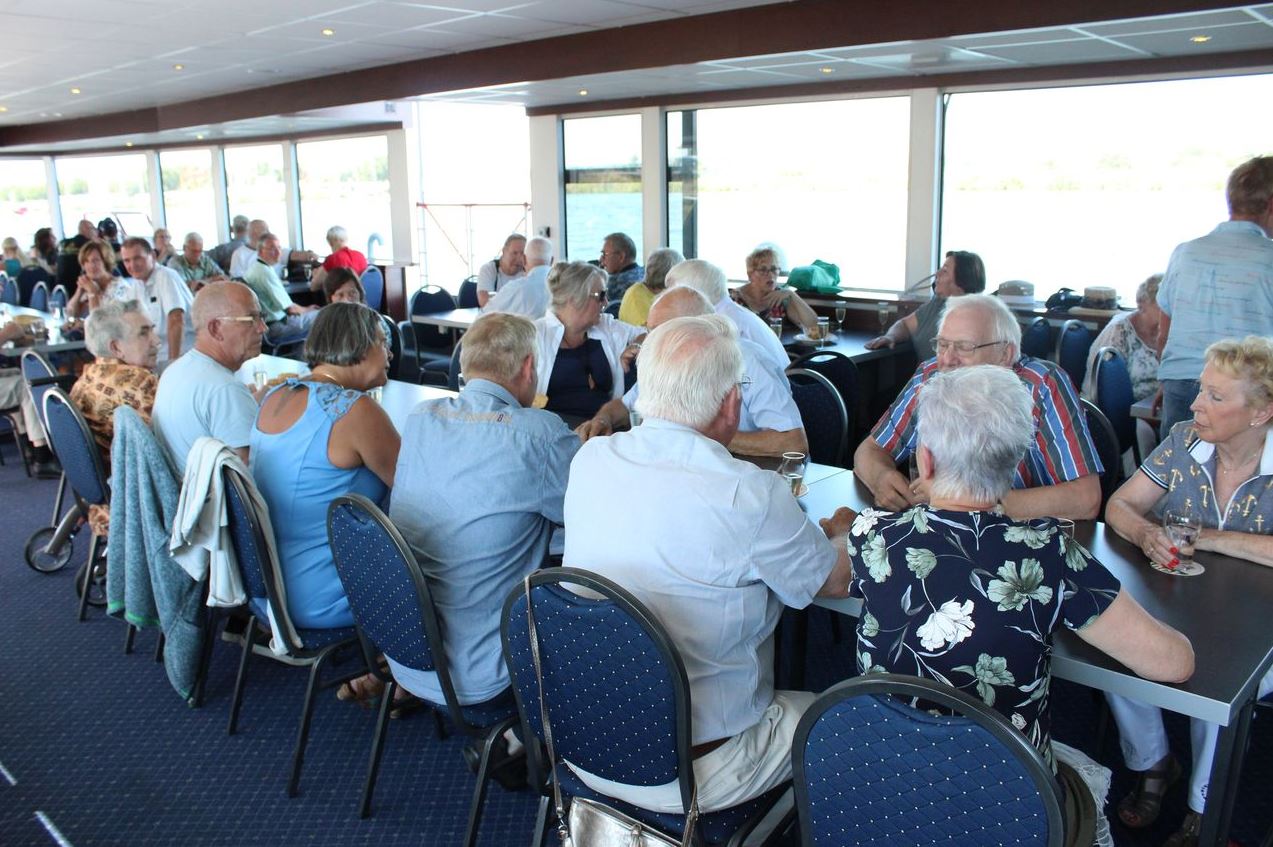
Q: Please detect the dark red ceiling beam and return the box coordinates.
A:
[0,0,1252,148]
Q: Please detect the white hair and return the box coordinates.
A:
[183,232,203,246]
[326,226,347,247]
[940,292,1022,360]
[635,314,742,430]
[85,299,145,358]
[666,259,727,305]
[525,236,553,265]
[917,365,1035,503]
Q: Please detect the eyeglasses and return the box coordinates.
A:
[738,375,753,389]
[221,312,266,325]
[752,265,781,275]
[933,338,1007,355]
[588,290,607,304]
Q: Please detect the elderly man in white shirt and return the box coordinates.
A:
[228,218,314,279]
[118,236,195,365]
[666,258,789,371]
[483,235,552,318]
[563,312,853,813]
[577,286,807,456]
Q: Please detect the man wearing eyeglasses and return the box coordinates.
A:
[152,281,265,473]
[599,231,644,303]
[854,293,1102,520]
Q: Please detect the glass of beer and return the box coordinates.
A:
[778,451,807,496]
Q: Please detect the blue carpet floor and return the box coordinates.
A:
[0,436,1269,846]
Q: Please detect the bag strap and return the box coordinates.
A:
[522,576,700,847]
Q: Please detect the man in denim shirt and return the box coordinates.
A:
[388,312,579,706]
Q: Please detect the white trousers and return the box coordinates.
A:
[1107,667,1273,813]
[0,372,45,445]
[567,690,815,814]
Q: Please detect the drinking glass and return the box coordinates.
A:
[876,302,891,334]
[367,386,384,404]
[815,316,830,347]
[768,316,783,339]
[253,370,268,391]
[834,304,847,331]
[777,451,807,495]
[1162,510,1204,575]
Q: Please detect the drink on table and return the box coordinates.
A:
[777,451,807,496]
[815,316,830,347]
[834,303,847,330]
[1162,510,1204,575]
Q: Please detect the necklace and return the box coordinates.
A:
[309,370,346,389]
[1217,446,1261,474]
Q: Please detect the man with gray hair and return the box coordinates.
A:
[390,312,579,715]
[208,215,250,273]
[167,232,226,290]
[152,281,265,473]
[228,219,315,279]
[666,258,788,370]
[578,285,807,456]
[599,231,644,303]
[482,235,553,318]
[241,233,320,345]
[564,313,853,814]
[476,233,527,308]
[855,292,1102,520]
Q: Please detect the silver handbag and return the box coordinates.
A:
[524,576,698,847]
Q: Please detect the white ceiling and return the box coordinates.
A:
[1,1,1272,153]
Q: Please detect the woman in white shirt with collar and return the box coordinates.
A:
[533,261,643,422]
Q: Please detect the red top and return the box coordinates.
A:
[322,246,368,276]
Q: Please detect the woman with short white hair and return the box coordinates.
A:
[845,364,1194,846]
[533,261,643,421]
[309,224,368,293]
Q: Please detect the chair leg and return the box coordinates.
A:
[464,718,516,847]
[359,679,396,818]
[50,473,67,523]
[124,625,137,654]
[191,609,221,708]
[286,646,336,798]
[531,794,552,847]
[227,616,257,735]
[154,632,166,663]
[12,428,31,477]
[77,534,99,621]
[433,709,449,739]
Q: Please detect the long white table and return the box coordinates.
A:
[410,307,482,331]
[0,303,87,356]
[798,470,1272,847]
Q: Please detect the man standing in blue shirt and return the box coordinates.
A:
[1157,156,1273,435]
[388,312,579,707]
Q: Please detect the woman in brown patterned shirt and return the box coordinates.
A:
[71,299,161,464]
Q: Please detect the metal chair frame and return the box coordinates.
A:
[1079,397,1123,508]
[1055,319,1094,392]
[786,367,849,468]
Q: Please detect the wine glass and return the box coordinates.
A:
[1162,510,1205,575]
[876,302,891,334]
[777,451,807,496]
[834,303,847,331]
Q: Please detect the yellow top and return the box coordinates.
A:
[618,281,656,327]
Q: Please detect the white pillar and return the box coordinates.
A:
[639,105,666,259]
[904,88,942,294]
[146,150,165,228]
[281,141,302,248]
[386,126,420,265]
[528,114,563,259]
[44,157,64,239]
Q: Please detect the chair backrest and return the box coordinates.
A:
[0,276,17,305]
[1080,397,1122,508]
[792,673,1064,847]
[788,350,859,446]
[49,284,69,309]
[457,276,479,309]
[501,568,696,810]
[28,281,49,312]
[409,286,458,350]
[1055,319,1093,392]
[16,265,51,304]
[379,314,403,381]
[1092,346,1137,455]
[42,388,110,507]
[20,350,61,431]
[220,464,304,654]
[604,300,622,318]
[448,339,463,390]
[359,265,385,311]
[1020,317,1052,360]
[787,367,849,467]
[325,495,474,720]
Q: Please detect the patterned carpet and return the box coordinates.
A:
[0,436,1268,846]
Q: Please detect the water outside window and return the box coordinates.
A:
[223,144,290,246]
[564,114,642,265]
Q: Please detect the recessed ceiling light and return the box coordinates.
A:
[125,141,134,147]
[820,66,834,74]
[173,63,184,70]
[69,87,81,95]
[0,106,7,113]
[52,112,62,117]
[578,88,588,96]
[195,133,205,140]
[1190,35,1212,43]
[321,27,335,36]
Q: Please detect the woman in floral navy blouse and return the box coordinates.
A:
[841,365,1194,838]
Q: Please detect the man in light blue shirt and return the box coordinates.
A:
[388,312,579,706]
[577,286,807,457]
[1157,156,1273,435]
[483,235,552,318]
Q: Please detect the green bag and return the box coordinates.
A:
[787,259,842,294]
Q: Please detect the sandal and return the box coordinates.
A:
[336,675,384,707]
[1116,756,1182,829]
[1162,810,1201,847]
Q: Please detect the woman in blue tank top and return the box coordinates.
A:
[250,302,400,629]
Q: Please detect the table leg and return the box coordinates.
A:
[1199,696,1254,847]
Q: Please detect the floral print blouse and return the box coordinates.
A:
[69,359,158,462]
[846,505,1121,770]
[1082,311,1160,402]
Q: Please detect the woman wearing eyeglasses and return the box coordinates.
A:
[533,261,644,422]
[866,250,986,362]
[729,245,818,332]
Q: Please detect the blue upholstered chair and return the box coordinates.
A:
[457,276,479,309]
[326,494,518,839]
[1092,346,1141,465]
[1055,319,1094,392]
[407,285,457,384]
[1080,397,1122,511]
[21,351,77,572]
[1021,317,1052,360]
[0,274,17,304]
[41,388,110,619]
[220,464,362,798]
[501,567,791,847]
[792,673,1065,847]
[786,367,849,468]
[788,350,859,452]
[360,265,385,311]
[49,284,69,310]
[28,281,49,312]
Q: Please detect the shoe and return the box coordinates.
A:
[1117,756,1182,829]
[336,675,385,707]
[33,459,61,480]
[462,734,529,791]
[1162,810,1201,847]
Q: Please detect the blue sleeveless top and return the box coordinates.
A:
[249,379,388,629]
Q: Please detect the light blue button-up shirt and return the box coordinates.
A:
[388,379,579,705]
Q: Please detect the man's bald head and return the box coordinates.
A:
[193,280,255,332]
[647,285,713,330]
